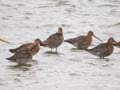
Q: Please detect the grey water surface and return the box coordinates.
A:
[0,0,120,90]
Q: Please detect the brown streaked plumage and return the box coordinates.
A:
[43,27,64,53]
[9,39,45,55]
[65,31,102,50]
[7,39,44,65]
[6,49,32,65]
[86,37,116,59]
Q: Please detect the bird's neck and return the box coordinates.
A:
[87,35,92,41]
[27,42,39,51]
[108,41,114,50]
[58,32,63,35]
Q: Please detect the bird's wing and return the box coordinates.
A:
[44,33,62,43]
[65,36,87,43]
[15,49,32,59]
[89,43,108,52]
[9,43,32,53]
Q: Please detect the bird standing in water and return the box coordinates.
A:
[7,49,32,65]
[43,27,64,53]
[9,39,46,55]
[86,37,116,59]
[7,39,45,65]
[65,31,102,50]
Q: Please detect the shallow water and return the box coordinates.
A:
[0,0,120,90]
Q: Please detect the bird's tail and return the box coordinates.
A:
[40,42,48,46]
[9,49,16,53]
[64,39,73,43]
[85,49,89,51]
[40,40,49,47]
[6,55,16,62]
[64,39,69,42]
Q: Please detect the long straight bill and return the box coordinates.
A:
[0,38,11,44]
[93,35,103,42]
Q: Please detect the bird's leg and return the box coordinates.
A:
[56,48,57,53]
[100,55,102,59]
[103,57,104,59]
[100,55,104,59]
[51,48,52,52]
[102,55,104,59]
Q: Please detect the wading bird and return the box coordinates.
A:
[43,27,64,53]
[86,37,116,59]
[7,39,46,65]
[65,31,102,50]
